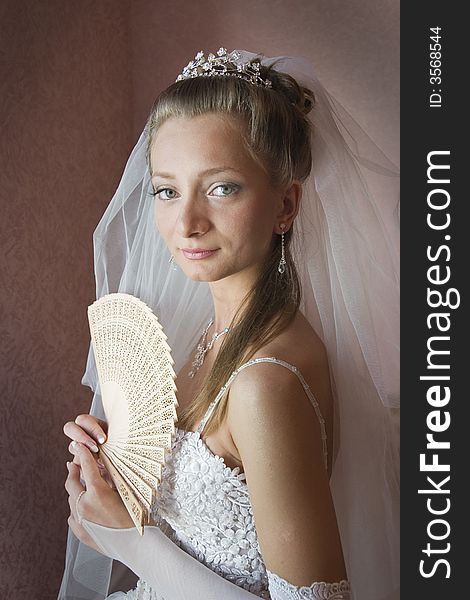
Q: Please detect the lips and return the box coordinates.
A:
[181,248,218,260]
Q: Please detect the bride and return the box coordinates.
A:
[59,49,399,600]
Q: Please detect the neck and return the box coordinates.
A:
[208,264,260,332]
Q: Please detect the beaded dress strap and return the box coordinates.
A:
[196,356,328,470]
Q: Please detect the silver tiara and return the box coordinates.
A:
[176,48,272,88]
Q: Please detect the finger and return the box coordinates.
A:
[103,470,117,490]
[68,441,86,470]
[68,442,81,468]
[73,443,105,490]
[75,414,108,444]
[68,444,112,485]
[64,461,85,498]
[63,421,101,453]
[68,441,107,470]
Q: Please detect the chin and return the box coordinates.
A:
[182,263,238,283]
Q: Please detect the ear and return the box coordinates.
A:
[275,180,302,233]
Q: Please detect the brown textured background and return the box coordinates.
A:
[0,1,398,597]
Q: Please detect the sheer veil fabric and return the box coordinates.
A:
[58,51,399,600]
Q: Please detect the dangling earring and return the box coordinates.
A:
[278,224,287,274]
[168,254,178,271]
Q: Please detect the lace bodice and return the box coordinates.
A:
[117,357,335,600]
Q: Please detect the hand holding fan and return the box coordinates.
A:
[87,293,178,535]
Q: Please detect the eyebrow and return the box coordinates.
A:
[151,167,243,181]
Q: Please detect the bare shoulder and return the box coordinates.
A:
[229,310,332,416]
[262,310,328,374]
[227,310,334,473]
[225,311,345,582]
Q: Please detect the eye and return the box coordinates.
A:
[150,187,178,201]
[209,183,240,197]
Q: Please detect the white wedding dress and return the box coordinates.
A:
[98,356,349,600]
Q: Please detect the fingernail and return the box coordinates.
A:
[98,435,106,444]
[87,442,99,453]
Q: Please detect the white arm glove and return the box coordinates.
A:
[81,519,350,600]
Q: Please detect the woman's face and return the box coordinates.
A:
[150,113,284,283]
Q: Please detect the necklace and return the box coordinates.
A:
[188,318,231,378]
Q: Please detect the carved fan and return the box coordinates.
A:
[87,292,178,535]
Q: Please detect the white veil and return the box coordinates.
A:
[58,51,399,600]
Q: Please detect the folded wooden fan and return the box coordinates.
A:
[87,293,178,535]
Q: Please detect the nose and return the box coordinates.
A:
[176,191,210,238]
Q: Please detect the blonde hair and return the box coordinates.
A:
[145,60,315,435]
